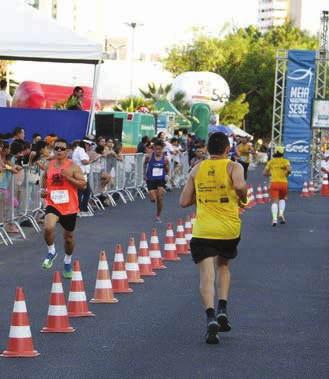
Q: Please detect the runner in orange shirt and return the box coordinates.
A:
[263,146,291,226]
[40,138,86,279]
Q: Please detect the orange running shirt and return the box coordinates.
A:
[45,159,79,215]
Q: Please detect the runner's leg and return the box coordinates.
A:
[199,257,220,343]
[42,213,59,269]
[216,256,232,332]
[156,187,164,219]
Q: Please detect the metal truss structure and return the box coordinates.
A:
[271,11,329,190]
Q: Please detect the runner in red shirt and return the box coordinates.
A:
[41,138,86,279]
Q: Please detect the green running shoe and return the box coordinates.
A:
[42,252,57,269]
[63,263,73,279]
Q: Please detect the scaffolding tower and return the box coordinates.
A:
[271,10,329,190]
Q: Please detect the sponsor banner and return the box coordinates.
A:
[283,50,316,190]
[312,100,329,128]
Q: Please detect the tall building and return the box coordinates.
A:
[258,0,302,33]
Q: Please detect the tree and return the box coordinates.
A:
[163,23,318,138]
[139,82,172,102]
[0,61,10,78]
[218,94,249,126]
[113,96,155,112]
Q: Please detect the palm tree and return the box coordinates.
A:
[139,82,172,102]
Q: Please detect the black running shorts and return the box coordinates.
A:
[146,180,166,191]
[190,237,240,264]
[45,206,77,232]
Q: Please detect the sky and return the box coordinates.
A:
[102,0,329,54]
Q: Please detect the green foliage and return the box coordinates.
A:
[114,96,155,112]
[164,23,318,137]
[218,93,249,126]
[139,82,172,102]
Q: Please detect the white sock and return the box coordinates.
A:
[64,254,72,264]
[271,203,278,221]
[47,244,56,256]
[279,200,286,216]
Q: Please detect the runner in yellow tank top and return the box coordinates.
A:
[180,132,247,345]
[263,145,291,226]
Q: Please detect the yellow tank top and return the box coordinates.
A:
[266,157,290,183]
[238,143,251,163]
[193,159,241,240]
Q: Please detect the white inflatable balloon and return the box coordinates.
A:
[169,71,230,111]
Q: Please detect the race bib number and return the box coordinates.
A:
[152,168,163,177]
[50,190,69,204]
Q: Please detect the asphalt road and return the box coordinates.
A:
[0,169,328,379]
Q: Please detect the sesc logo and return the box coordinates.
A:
[287,68,313,86]
[285,140,310,154]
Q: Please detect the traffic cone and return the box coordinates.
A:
[175,219,189,255]
[149,229,166,270]
[67,260,95,317]
[263,185,270,203]
[1,287,40,357]
[300,181,310,198]
[184,215,192,251]
[138,232,156,276]
[249,185,256,207]
[320,175,329,196]
[112,244,133,293]
[190,212,196,226]
[41,271,75,332]
[90,251,119,303]
[256,185,265,204]
[308,181,315,196]
[163,223,181,261]
[125,237,144,283]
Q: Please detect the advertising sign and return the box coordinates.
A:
[283,50,316,191]
[312,100,329,128]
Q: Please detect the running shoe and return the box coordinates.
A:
[278,215,286,224]
[272,220,277,227]
[63,263,73,279]
[155,216,162,224]
[205,318,220,344]
[42,252,57,269]
[217,311,232,332]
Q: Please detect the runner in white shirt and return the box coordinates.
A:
[72,139,93,216]
[321,151,329,181]
[0,80,11,107]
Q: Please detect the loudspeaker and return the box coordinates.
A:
[95,114,123,142]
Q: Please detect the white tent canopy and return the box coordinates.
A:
[0,1,104,64]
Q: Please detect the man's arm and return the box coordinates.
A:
[263,162,270,177]
[231,162,247,204]
[61,164,87,190]
[179,165,198,208]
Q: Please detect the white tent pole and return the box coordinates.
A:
[87,61,101,136]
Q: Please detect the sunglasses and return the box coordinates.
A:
[54,146,67,152]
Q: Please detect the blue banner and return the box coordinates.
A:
[283,50,316,191]
[0,107,89,142]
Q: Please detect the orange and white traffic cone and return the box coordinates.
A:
[320,175,329,196]
[163,223,180,261]
[41,271,75,332]
[112,244,133,293]
[149,229,166,270]
[184,215,192,251]
[300,181,310,198]
[1,287,40,357]
[256,185,265,204]
[190,212,196,226]
[67,260,95,317]
[249,185,256,208]
[125,237,144,283]
[309,181,315,196]
[138,232,156,276]
[263,185,270,203]
[175,219,189,255]
[90,251,119,303]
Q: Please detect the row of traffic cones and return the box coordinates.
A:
[1,216,194,358]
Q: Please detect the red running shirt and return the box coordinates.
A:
[45,159,79,215]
